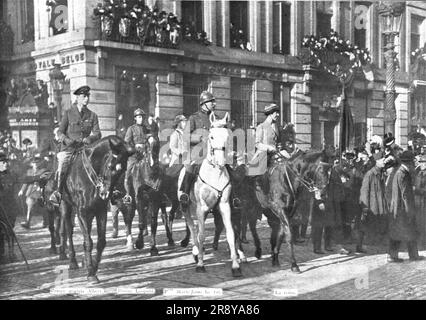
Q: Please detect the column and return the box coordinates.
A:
[290,0,301,56]
[248,0,261,52]
[203,0,217,45]
[264,0,273,53]
[216,0,230,47]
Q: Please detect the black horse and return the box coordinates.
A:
[125,138,177,255]
[211,150,332,271]
[59,136,134,283]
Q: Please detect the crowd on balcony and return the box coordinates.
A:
[93,0,210,48]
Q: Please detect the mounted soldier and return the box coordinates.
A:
[179,90,219,204]
[51,86,102,205]
[123,107,151,201]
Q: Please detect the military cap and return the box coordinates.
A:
[264,103,280,115]
[73,85,91,96]
[134,108,146,117]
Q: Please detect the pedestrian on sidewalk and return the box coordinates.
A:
[388,150,425,262]
[357,157,388,253]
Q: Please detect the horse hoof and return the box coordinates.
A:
[69,261,79,270]
[272,258,280,268]
[232,268,243,278]
[112,230,118,239]
[135,239,144,250]
[195,266,206,273]
[193,255,199,264]
[291,263,301,273]
[212,243,218,251]
[87,276,100,284]
[150,247,159,256]
[255,249,262,260]
[126,244,134,251]
[49,247,57,255]
[168,240,175,248]
[180,239,189,248]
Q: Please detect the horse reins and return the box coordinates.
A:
[198,174,231,202]
[81,149,113,191]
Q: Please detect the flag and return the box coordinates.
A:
[339,94,354,154]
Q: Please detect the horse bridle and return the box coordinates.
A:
[81,150,115,194]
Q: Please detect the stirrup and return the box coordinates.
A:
[123,194,132,204]
[179,193,189,204]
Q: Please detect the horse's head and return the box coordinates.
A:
[291,151,332,204]
[145,135,159,167]
[207,112,231,169]
[104,136,135,199]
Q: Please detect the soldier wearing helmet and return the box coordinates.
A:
[179,90,218,204]
[123,108,150,198]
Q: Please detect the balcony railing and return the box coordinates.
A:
[93,3,210,49]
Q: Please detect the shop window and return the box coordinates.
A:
[48,0,68,36]
[272,1,291,55]
[231,78,254,130]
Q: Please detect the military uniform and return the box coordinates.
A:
[54,86,101,202]
[0,152,19,235]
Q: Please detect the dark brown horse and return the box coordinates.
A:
[126,137,176,255]
[211,150,332,271]
[59,136,134,283]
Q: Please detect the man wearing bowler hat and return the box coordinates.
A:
[51,85,101,205]
[388,150,424,262]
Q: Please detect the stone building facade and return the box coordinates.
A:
[1,0,426,151]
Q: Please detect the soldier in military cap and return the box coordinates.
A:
[179,90,218,204]
[123,108,150,199]
[51,85,102,204]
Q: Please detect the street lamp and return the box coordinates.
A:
[49,63,66,122]
[377,1,405,136]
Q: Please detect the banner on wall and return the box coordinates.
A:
[49,0,69,35]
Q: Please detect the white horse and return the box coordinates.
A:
[178,112,242,277]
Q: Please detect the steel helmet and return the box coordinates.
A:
[134,108,146,117]
[199,91,215,105]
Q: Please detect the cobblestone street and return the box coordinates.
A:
[1,210,426,300]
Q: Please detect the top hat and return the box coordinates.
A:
[73,85,91,96]
[264,103,280,116]
[384,132,395,147]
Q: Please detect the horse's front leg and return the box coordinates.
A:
[212,209,223,251]
[165,200,178,247]
[22,197,34,228]
[135,192,148,250]
[195,202,208,273]
[123,203,135,251]
[76,211,96,281]
[270,198,300,273]
[249,208,262,259]
[62,202,78,268]
[93,208,108,279]
[150,200,160,256]
[181,201,199,263]
[218,200,242,277]
[48,207,57,254]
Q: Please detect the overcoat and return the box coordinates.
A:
[389,165,418,241]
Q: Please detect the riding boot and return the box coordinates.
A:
[51,172,66,206]
[179,171,193,204]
